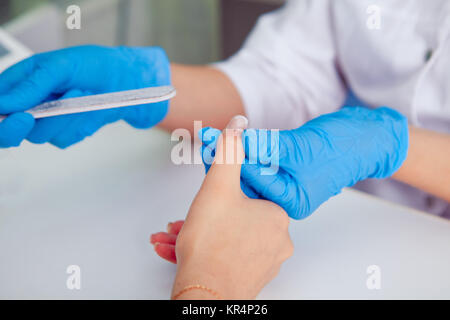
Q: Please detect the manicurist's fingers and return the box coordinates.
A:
[0,56,35,94]
[0,112,35,148]
[0,57,68,114]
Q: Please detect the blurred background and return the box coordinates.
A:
[0,0,284,63]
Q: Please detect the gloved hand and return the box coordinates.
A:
[200,107,409,219]
[0,45,170,148]
[201,126,260,199]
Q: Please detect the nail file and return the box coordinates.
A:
[0,86,176,121]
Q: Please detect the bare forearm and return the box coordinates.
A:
[393,126,450,202]
[158,64,245,133]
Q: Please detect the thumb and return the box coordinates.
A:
[203,115,248,192]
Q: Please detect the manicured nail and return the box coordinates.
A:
[150,233,160,244]
[227,115,248,130]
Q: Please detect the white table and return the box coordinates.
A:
[0,123,449,299]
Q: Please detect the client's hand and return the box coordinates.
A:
[152,116,293,299]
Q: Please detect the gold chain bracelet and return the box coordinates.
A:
[172,284,222,300]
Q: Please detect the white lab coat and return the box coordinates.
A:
[215,0,450,217]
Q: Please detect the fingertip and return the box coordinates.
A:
[168,221,184,235]
[154,243,177,264]
[50,140,72,149]
[0,87,32,114]
[226,115,248,130]
[5,112,35,126]
[0,112,35,148]
[18,112,36,126]
[0,55,36,94]
[150,232,177,245]
[50,132,85,149]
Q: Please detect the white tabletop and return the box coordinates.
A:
[0,122,449,299]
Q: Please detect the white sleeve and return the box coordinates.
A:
[214,0,346,129]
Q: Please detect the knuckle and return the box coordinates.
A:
[273,211,290,230]
[284,239,295,259]
[153,46,168,60]
[269,266,282,282]
[175,235,186,250]
[174,232,188,253]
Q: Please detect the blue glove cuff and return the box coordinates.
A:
[369,107,409,179]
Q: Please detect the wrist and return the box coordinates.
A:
[303,106,409,181]
[172,284,222,300]
[172,258,253,300]
[172,260,228,300]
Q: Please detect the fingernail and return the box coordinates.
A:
[226,115,248,131]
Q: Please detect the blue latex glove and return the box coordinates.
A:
[0,45,170,148]
[200,107,409,219]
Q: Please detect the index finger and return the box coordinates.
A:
[0,54,70,115]
[0,112,35,148]
[0,56,35,94]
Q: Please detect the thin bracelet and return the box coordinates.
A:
[172,284,222,300]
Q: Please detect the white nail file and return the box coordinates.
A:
[0,86,176,121]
